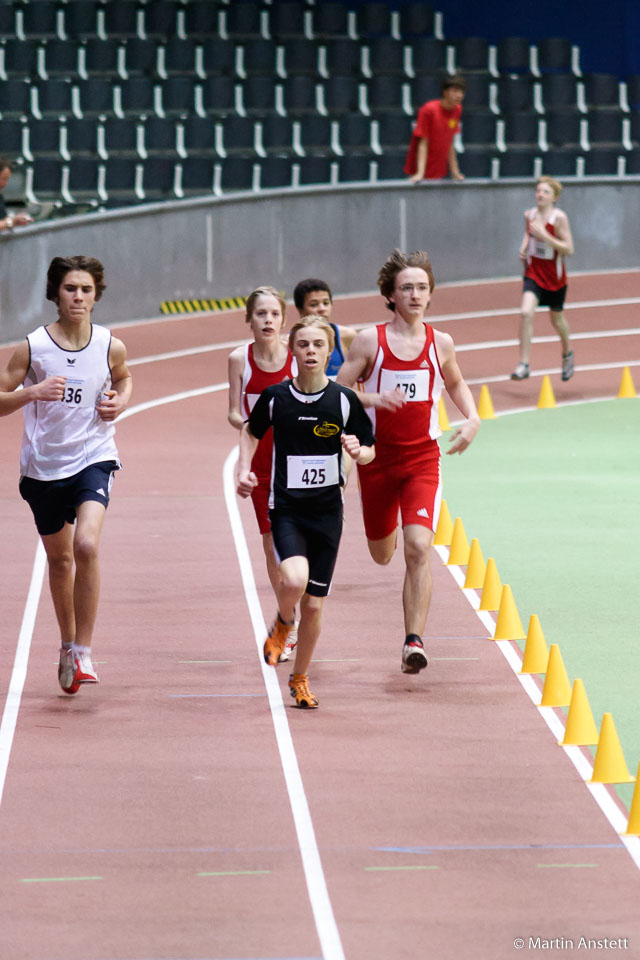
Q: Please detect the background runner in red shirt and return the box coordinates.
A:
[404,74,466,182]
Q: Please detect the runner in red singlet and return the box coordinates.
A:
[337,249,480,675]
[228,286,297,658]
[511,176,575,382]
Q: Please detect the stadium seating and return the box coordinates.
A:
[5,5,638,211]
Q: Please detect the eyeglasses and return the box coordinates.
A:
[397,283,430,293]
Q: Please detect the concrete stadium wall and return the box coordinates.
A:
[1,178,638,344]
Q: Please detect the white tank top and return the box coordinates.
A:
[20,324,120,480]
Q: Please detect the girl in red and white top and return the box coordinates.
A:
[228,286,297,657]
[512,176,575,382]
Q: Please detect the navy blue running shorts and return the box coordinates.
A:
[19,460,120,536]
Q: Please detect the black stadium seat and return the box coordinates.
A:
[410,37,447,76]
[496,37,531,75]
[356,3,393,39]
[541,148,581,176]
[258,155,294,189]
[179,157,216,195]
[583,147,620,175]
[143,117,181,158]
[182,116,217,156]
[298,114,334,156]
[143,1,181,42]
[452,36,490,74]
[337,154,373,183]
[537,37,573,73]
[399,3,435,39]
[21,1,60,41]
[102,117,141,158]
[311,3,350,39]
[2,40,39,78]
[0,118,26,158]
[270,3,307,41]
[0,79,31,117]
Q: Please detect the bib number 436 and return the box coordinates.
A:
[62,385,83,404]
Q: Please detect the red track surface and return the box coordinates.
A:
[1,272,639,959]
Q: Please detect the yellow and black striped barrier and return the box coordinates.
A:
[160,296,248,315]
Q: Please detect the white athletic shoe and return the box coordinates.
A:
[74,650,100,684]
[401,637,428,674]
[278,620,299,662]
[58,647,80,695]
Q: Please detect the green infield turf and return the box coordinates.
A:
[441,397,640,807]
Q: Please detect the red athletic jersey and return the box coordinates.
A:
[358,323,444,453]
[404,99,462,180]
[241,342,295,477]
[524,207,567,291]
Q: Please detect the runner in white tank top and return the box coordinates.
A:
[21,322,120,480]
[0,256,132,696]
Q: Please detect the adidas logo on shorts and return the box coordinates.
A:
[416,507,429,519]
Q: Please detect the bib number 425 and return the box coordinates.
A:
[301,467,326,486]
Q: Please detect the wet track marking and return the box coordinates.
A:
[311,658,361,663]
[20,875,102,883]
[376,843,623,856]
[430,656,480,661]
[170,693,266,699]
[197,869,271,878]
[537,863,599,869]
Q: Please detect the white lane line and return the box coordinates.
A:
[433,544,640,871]
[0,385,229,813]
[0,541,46,807]
[124,313,640,367]
[223,447,346,960]
[457,328,640,353]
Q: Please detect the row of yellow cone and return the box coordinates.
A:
[434,500,640,836]
[438,365,638,428]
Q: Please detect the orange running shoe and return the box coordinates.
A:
[263,616,293,666]
[288,673,319,709]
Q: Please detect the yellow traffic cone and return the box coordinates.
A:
[479,558,502,611]
[590,714,636,783]
[623,763,640,835]
[448,517,470,565]
[477,384,496,420]
[493,584,526,640]
[520,614,549,674]
[560,679,599,745]
[438,396,450,431]
[618,366,637,399]
[463,538,486,589]
[540,644,572,706]
[433,499,453,546]
[537,374,556,409]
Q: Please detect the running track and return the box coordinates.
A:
[0,271,639,959]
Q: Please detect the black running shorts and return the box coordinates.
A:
[523,276,567,311]
[270,505,343,598]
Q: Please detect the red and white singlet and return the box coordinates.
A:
[241,342,295,477]
[358,322,444,454]
[524,207,567,291]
